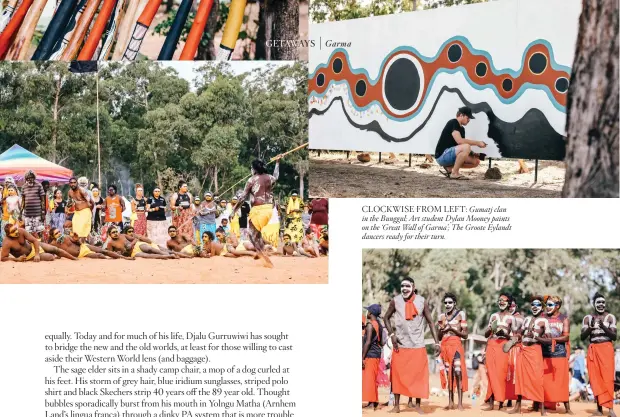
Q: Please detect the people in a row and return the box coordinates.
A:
[362,280,617,417]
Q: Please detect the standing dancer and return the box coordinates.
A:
[31,0,78,59]
[68,177,93,244]
[505,300,525,405]
[157,0,193,60]
[216,0,246,60]
[508,296,548,415]
[170,181,194,238]
[131,184,147,236]
[145,187,168,248]
[539,295,572,414]
[231,157,282,268]
[484,293,518,411]
[384,277,440,414]
[60,0,102,60]
[77,0,117,60]
[582,293,617,417]
[121,0,161,60]
[437,293,468,411]
[363,304,384,411]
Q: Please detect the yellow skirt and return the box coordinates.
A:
[73,208,92,238]
[230,215,240,238]
[131,241,149,257]
[181,244,195,255]
[78,244,94,259]
[26,244,45,261]
[249,204,273,231]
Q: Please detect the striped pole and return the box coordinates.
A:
[0,0,21,34]
[121,0,161,61]
[97,0,127,60]
[157,0,193,60]
[111,0,143,60]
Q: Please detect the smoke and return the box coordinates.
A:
[108,158,134,197]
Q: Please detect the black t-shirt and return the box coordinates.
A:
[147,196,166,221]
[435,119,465,158]
[239,202,251,228]
[135,197,147,212]
[54,200,67,214]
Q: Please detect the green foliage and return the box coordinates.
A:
[363,249,620,346]
[0,61,308,201]
[310,0,488,22]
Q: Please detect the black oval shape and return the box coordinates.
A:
[555,77,569,93]
[333,58,343,73]
[384,58,420,111]
[317,73,325,87]
[475,62,487,77]
[355,79,367,97]
[502,78,513,92]
[529,53,547,75]
[448,44,462,63]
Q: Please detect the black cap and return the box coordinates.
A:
[364,304,382,317]
[458,106,475,119]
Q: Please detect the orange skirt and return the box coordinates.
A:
[587,342,615,409]
[391,347,429,399]
[363,358,380,402]
[543,356,569,403]
[485,338,509,402]
[515,344,544,402]
[440,337,468,392]
[505,342,521,400]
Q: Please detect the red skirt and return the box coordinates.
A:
[543,356,569,404]
[587,342,615,409]
[391,347,429,399]
[362,358,380,402]
[515,344,544,402]
[485,338,510,402]
[440,337,468,391]
[134,212,146,235]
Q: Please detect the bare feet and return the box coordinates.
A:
[413,405,425,414]
[388,406,400,414]
[609,410,617,417]
[483,403,494,411]
[508,406,521,414]
[590,412,603,417]
[258,252,274,268]
[457,404,465,411]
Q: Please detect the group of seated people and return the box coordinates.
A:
[0,222,328,262]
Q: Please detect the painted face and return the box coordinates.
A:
[108,187,115,196]
[168,228,177,238]
[232,198,238,204]
[498,296,510,311]
[546,300,558,315]
[594,297,606,314]
[69,179,78,190]
[220,201,227,207]
[8,225,18,238]
[530,300,543,316]
[444,298,455,313]
[292,195,298,200]
[401,280,414,298]
[205,195,213,201]
[194,198,201,205]
[509,301,517,314]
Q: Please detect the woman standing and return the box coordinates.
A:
[284,192,303,243]
[132,184,147,236]
[196,192,217,243]
[146,187,169,248]
[170,180,194,238]
[49,189,67,234]
[309,198,328,237]
[91,186,105,233]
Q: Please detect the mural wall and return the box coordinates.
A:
[308,0,581,160]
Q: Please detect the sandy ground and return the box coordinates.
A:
[310,153,564,198]
[0,256,328,284]
[366,374,601,416]
[141,1,309,60]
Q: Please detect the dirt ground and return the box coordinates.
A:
[366,374,600,416]
[141,1,309,60]
[310,153,564,198]
[0,256,327,284]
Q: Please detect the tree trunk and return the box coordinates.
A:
[562,0,619,197]
[270,0,299,60]
[255,0,267,59]
[52,75,62,163]
[298,166,305,198]
[365,272,374,302]
[214,166,219,193]
[196,0,218,60]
